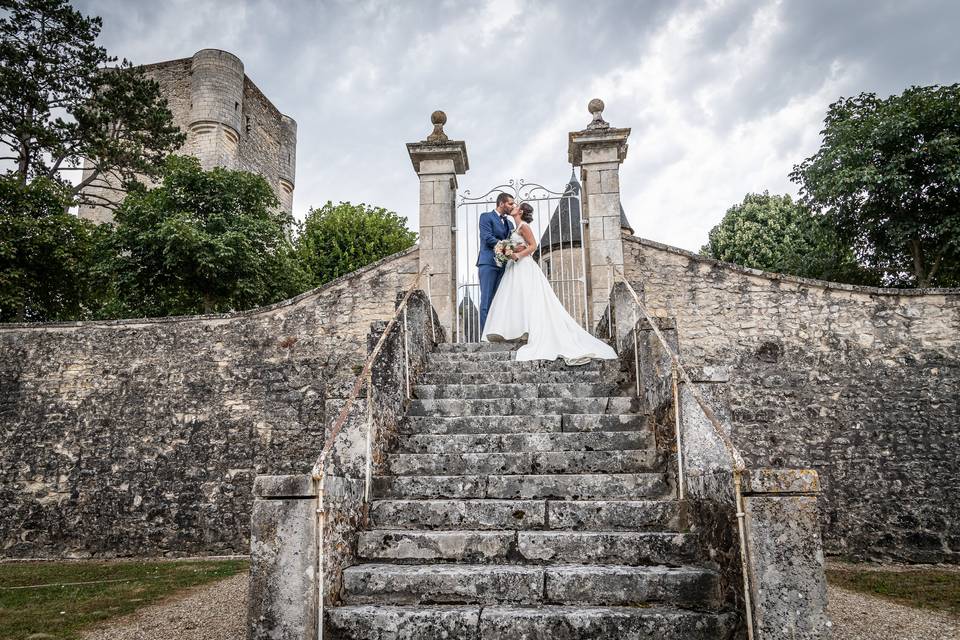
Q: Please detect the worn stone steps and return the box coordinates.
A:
[358,529,697,566]
[426,356,606,372]
[397,430,652,454]
[326,605,736,640]
[340,563,720,608]
[372,473,671,500]
[419,370,604,385]
[435,342,518,353]
[386,450,658,476]
[367,499,687,532]
[413,382,622,400]
[400,413,651,435]
[409,397,640,417]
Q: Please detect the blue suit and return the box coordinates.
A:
[477,210,514,332]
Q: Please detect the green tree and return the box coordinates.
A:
[0,0,184,210]
[296,201,417,286]
[791,84,960,288]
[701,192,876,285]
[105,155,308,317]
[0,176,101,321]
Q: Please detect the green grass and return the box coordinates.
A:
[0,558,248,640]
[827,567,960,617]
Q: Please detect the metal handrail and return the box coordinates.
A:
[607,264,755,640]
[308,262,432,640]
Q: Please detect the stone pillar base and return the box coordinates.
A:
[742,468,833,639]
[248,475,318,640]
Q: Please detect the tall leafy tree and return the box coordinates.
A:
[105,155,308,317]
[0,0,184,209]
[0,176,101,321]
[701,192,875,285]
[791,84,960,288]
[296,201,417,286]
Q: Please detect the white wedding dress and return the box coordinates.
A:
[482,222,618,365]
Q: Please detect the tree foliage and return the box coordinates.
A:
[701,192,876,285]
[296,201,417,286]
[0,0,184,209]
[0,176,102,321]
[791,84,960,288]
[105,156,308,317]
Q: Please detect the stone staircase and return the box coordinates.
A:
[325,342,736,639]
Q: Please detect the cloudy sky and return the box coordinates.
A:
[74,0,960,251]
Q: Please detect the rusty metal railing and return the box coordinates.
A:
[308,263,432,640]
[607,263,755,640]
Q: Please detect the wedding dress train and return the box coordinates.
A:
[481,224,618,365]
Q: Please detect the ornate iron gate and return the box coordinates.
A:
[454,176,589,343]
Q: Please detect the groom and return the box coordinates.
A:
[477,192,525,331]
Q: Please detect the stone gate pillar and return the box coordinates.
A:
[568,99,631,328]
[407,111,469,338]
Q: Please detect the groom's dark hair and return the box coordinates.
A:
[496,192,513,206]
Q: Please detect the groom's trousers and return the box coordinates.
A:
[478,264,504,333]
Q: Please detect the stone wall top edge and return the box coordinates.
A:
[242,75,283,120]
[0,246,418,332]
[627,235,960,298]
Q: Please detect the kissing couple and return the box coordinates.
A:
[475,192,617,366]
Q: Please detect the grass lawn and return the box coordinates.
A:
[0,558,248,640]
[827,566,960,617]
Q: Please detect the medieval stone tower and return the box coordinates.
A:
[78,48,297,223]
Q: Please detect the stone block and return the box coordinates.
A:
[599,169,620,194]
[744,493,832,639]
[419,203,451,227]
[418,179,435,205]
[248,481,318,640]
[587,193,622,218]
[743,468,821,494]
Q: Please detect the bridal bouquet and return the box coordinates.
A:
[494,239,519,266]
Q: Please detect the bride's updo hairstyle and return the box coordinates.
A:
[519,202,534,223]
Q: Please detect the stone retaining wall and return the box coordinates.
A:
[0,248,420,558]
[623,236,960,562]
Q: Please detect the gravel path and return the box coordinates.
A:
[78,570,959,640]
[79,572,248,640]
[827,584,959,640]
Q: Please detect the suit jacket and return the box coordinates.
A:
[476,210,514,268]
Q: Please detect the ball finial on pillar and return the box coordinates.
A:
[426,110,449,143]
[587,98,610,130]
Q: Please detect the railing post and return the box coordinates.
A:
[364,374,373,504]
[671,364,685,500]
[403,308,411,399]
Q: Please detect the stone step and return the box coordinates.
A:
[326,605,736,640]
[340,563,719,608]
[408,397,640,417]
[368,499,686,532]
[435,342,517,353]
[413,382,622,400]
[372,473,671,500]
[480,606,736,640]
[386,450,658,476]
[425,357,605,373]
[397,430,652,454]
[369,499,546,530]
[400,413,651,435]
[418,370,603,385]
[358,530,697,566]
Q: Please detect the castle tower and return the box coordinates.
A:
[78,49,297,223]
[187,49,245,170]
[278,115,297,213]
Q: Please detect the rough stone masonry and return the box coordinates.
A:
[624,235,959,563]
[0,249,418,558]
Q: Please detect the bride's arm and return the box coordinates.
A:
[514,224,537,259]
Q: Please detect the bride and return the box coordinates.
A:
[482,202,618,365]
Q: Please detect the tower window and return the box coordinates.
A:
[246,116,251,134]
[235,101,239,111]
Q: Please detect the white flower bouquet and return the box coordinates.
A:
[494,239,519,266]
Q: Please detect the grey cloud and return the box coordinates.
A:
[69,0,960,250]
